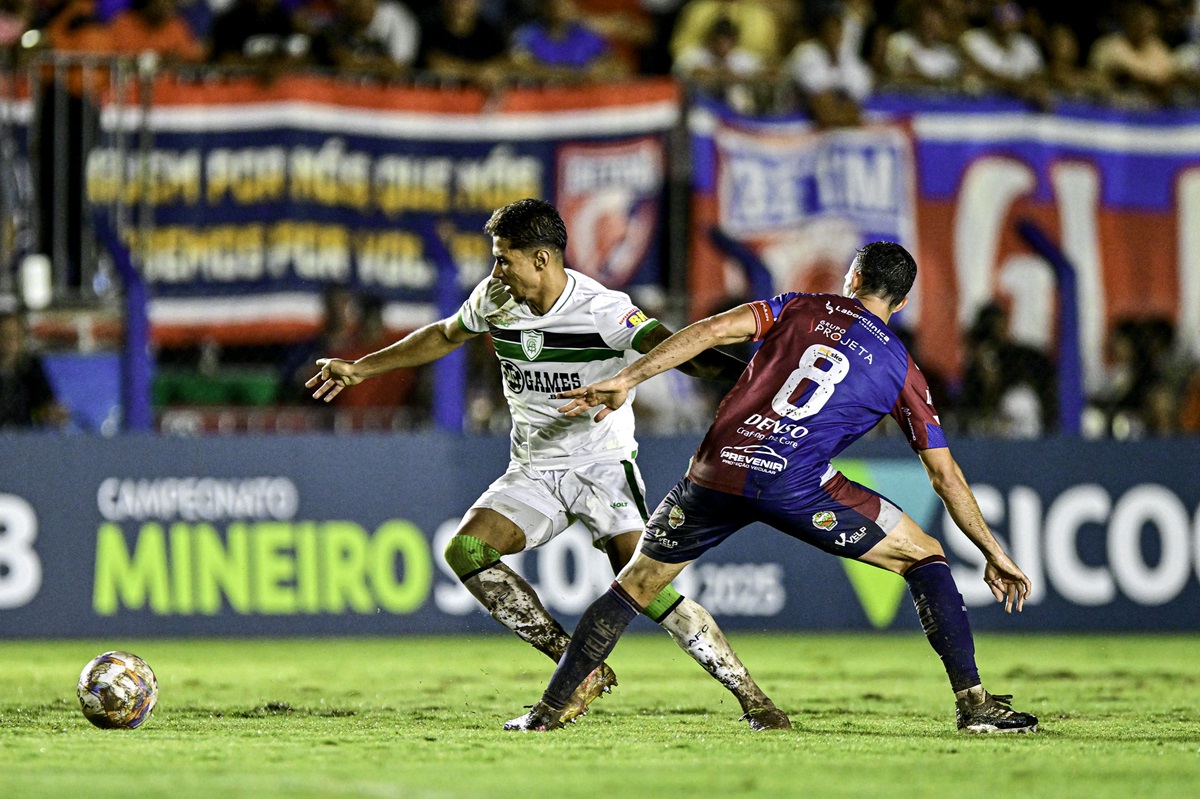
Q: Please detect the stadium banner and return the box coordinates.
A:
[689,95,1200,387]
[74,76,678,345]
[1,434,1198,638]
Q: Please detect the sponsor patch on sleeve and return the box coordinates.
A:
[620,307,649,328]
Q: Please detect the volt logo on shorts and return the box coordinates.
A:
[611,501,629,509]
[668,505,685,528]
[812,511,837,530]
[719,444,787,475]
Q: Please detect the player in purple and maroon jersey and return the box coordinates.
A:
[506,241,1040,735]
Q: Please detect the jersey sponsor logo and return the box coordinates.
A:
[499,360,583,395]
[814,319,846,342]
[823,300,891,343]
[834,526,868,547]
[719,444,787,475]
[738,413,810,442]
[668,504,685,528]
[812,511,838,531]
[648,525,679,548]
[620,308,649,328]
[521,330,544,360]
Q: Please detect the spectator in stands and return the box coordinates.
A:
[45,0,109,49]
[1089,2,1178,106]
[785,2,873,128]
[670,0,779,68]
[955,302,1055,438]
[1179,367,1200,434]
[575,0,654,74]
[511,0,626,82]
[106,0,205,63]
[1091,317,1187,439]
[0,0,32,48]
[209,0,311,70]
[280,284,359,399]
[959,1,1049,106]
[883,4,964,89]
[673,15,767,112]
[333,293,425,423]
[1044,22,1110,101]
[417,0,511,88]
[638,0,686,74]
[0,308,69,429]
[312,0,419,80]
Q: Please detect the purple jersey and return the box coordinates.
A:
[687,292,946,500]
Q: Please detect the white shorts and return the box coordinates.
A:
[471,459,650,551]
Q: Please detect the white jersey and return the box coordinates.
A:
[457,269,662,469]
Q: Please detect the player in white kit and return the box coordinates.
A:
[308,199,788,730]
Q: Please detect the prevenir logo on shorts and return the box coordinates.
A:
[668,505,685,528]
[812,511,837,530]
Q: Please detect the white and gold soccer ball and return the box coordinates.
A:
[76,651,158,729]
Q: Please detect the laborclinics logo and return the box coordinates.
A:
[720,444,787,475]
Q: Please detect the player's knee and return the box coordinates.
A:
[443,534,502,580]
[644,584,685,624]
[889,533,944,574]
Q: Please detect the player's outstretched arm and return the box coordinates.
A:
[633,322,746,383]
[918,447,1032,613]
[556,305,756,421]
[306,317,477,403]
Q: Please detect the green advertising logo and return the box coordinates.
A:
[93,519,433,616]
[831,458,944,629]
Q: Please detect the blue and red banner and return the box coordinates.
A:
[689,95,1200,386]
[79,76,679,345]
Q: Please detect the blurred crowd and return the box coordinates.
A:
[4,0,1200,116]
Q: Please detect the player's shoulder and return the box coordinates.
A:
[567,269,640,314]
[566,269,624,301]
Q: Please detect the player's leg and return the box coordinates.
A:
[604,530,789,728]
[563,460,787,727]
[444,470,574,661]
[856,513,1038,733]
[505,548,687,731]
[446,468,619,724]
[507,477,760,731]
[783,473,1036,733]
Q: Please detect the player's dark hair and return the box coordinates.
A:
[483,198,568,254]
[853,241,916,307]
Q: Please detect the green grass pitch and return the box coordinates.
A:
[3,633,1199,798]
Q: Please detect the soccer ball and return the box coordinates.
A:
[77,651,158,729]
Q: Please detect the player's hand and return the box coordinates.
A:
[553,378,629,422]
[983,553,1032,614]
[483,278,515,318]
[305,358,361,403]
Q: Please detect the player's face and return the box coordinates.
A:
[491,237,542,303]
